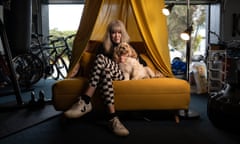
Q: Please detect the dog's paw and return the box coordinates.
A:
[155,71,165,78]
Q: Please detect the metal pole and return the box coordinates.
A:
[0,19,23,105]
[186,0,191,81]
[179,0,200,119]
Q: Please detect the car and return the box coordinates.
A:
[169,45,183,63]
[192,51,205,62]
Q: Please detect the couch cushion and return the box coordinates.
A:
[52,77,89,110]
[113,78,190,110]
[79,52,96,77]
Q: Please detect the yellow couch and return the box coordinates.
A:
[51,41,190,120]
[52,77,190,111]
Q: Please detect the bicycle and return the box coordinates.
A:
[47,34,75,80]
[12,33,75,87]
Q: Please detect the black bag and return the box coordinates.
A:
[207,84,240,132]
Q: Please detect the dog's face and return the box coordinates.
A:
[114,42,138,63]
[115,42,131,57]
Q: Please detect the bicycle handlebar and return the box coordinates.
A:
[31,33,43,39]
[209,30,240,49]
[50,37,65,44]
[65,34,76,40]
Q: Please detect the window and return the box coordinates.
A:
[166,4,208,62]
[48,4,84,31]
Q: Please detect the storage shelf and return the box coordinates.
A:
[207,45,227,93]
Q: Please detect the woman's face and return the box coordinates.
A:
[110,26,122,44]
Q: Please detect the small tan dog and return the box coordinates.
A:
[114,42,164,80]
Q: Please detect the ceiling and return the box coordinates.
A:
[165,0,220,4]
[42,0,220,5]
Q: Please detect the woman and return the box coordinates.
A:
[64,20,138,136]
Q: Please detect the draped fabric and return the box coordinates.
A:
[68,0,174,78]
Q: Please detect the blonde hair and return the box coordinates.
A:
[103,20,130,54]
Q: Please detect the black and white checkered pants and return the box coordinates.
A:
[89,54,124,105]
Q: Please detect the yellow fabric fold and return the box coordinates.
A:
[68,0,174,78]
[130,0,172,76]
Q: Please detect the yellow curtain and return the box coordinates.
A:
[67,0,103,77]
[130,0,173,77]
[68,0,174,78]
[90,0,142,41]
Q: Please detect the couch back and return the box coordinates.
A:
[77,40,157,77]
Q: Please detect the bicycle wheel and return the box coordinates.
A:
[49,59,59,80]
[57,57,68,79]
[12,54,44,87]
[50,57,68,80]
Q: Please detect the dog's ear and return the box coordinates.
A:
[129,45,138,59]
[113,46,120,62]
